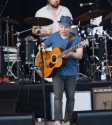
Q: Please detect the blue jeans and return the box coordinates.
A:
[53,73,77,123]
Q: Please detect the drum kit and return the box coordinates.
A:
[75,10,112,80]
[0,9,112,82]
[0,16,53,82]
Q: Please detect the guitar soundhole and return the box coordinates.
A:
[52,55,56,63]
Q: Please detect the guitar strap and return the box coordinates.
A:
[66,33,75,50]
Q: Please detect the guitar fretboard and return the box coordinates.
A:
[57,43,81,59]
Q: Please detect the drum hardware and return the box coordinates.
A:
[0,1,19,79]
[4,61,19,79]
[70,25,79,35]
[77,59,88,81]
[30,66,40,82]
[101,31,112,78]
[88,25,99,80]
[75,10,107,80]
[99,12,112,79]
[94,42,99,48]
[75,10,106,80]
[77,48,92,82]
[29,50,38,82]
[13,29,39,80]
[0,16,20,80]
[11,25,14,46]
[3,16,18,80]
[13,29,37,79]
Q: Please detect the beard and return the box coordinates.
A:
[50,4,59,8]
[49,1,60,8]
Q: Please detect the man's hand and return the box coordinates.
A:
[39,43,46,52]
[46,27,53,35]
[62,52,73,58]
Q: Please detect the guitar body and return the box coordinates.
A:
[35,47,65,78]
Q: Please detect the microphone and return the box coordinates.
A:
[80,3,95,7]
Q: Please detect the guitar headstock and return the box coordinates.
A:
[80,39,89,47]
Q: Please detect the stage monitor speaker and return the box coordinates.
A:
[0,99,20,114]
[0,113,35,125]
[50,91,92,120]
[70,110,112,125]
[92,87,112,110]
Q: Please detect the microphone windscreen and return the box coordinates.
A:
[80,3,83,7]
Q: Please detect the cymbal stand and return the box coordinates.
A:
[16,33,21,79]
[4,28,21,80]
[0,1,9,78]
[88,11,100,80]
[3,16,10,80]
[30,50,38,82]
[89,28,97,80]
[102,31,112,77]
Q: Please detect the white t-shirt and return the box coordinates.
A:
[35,5,72,39]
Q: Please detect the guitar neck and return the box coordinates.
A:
[57,43,80,59]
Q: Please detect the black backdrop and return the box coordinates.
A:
[0,0,112,74]
[1,0,112,40]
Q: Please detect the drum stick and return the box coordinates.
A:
[78,21,80,26]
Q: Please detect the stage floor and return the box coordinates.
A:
[0,80,112,120]
[35,121,76,125]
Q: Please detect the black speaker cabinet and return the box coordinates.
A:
[0,113,35,125]
[70,110,112,125]
[92,87,112,110]
[0,99,20,114]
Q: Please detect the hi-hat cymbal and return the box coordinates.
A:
[75,10,107,21]
[23,17,53,26]
[80,24,98,28]
[0,17,20,24]
[99,11,112,26]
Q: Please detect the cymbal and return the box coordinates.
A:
[99,11,112,26]
[23,17,53,26]
[75,10,107,21]
[81,24,98,28]
[0,17,20,24]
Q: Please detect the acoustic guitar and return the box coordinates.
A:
[35,39,89,78]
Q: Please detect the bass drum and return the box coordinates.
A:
[35,51,52,83]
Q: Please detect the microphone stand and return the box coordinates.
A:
[0,0,9,78]
[88,10,97,80]
[37,30,48,125]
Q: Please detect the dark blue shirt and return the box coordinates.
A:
[44,31,81,76]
